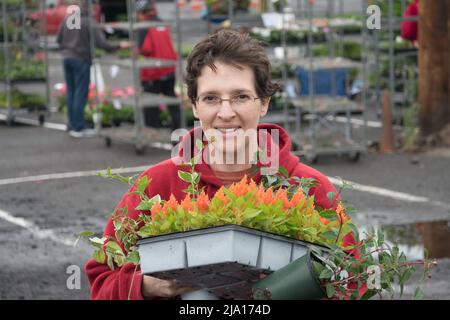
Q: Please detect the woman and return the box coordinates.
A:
[85,29,338,300]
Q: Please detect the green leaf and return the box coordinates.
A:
[325,284,336,298]
[106,253,115,270]
[192,172,200,184]
[242,208,262,220]
[312,261,325,277]
[413,287,424,300]
[106,241,123,254]
[321,230,338,241]
[398,269,413,297]
[79,231,95,237]
[319,210,338,220]
[360,289,378,300]
[135,200,153,211]
[150,194,161,203]
[265,175,277,186]
[136,176,149,195]
[126,251,140,265]
[178,170,193,183]
[89,237,105,248]
[160,220,172,232]
[279,167,289,178]
[195,139,203,151]
[319,268,333,279]
[92,249,105,264]
[137,225,153,237]
[326,192,336,202]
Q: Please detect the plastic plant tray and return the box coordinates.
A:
[137,224,324,299]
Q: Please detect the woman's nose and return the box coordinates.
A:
[217,100,236,120]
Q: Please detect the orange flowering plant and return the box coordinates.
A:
[78,141,437,300]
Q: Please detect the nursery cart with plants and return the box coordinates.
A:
[262,0,368,163]
[364,0,419,125]
[203,0,262,34]
[95,0,183,154]
[0,0,50,126]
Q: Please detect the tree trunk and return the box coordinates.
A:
[418,0,450,136]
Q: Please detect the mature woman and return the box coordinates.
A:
[85,29,338,300]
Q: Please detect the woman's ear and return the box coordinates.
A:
[260,97,270,117]
[192,104,199,119]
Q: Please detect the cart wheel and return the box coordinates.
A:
[104,137,112,148]
[38,115,45,126]
[347,151,361,162]
[135,145,145,155]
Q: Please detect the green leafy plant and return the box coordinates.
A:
[0,89,45,109]
[309,229,437,300]
[78,141,437,300]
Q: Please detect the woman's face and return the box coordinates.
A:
[193,61,270,158]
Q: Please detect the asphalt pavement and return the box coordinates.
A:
[0,0,449,300]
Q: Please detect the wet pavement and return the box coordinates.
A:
[1,122,449,299]
[1,0,449,300]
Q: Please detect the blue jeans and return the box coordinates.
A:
[63,58,90,132]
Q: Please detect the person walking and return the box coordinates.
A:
[57,0,129,138]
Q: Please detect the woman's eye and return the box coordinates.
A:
[202,96,219,103]
[236,95,251,102]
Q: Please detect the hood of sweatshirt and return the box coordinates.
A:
[176,123,300,190]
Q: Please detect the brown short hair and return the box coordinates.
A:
[185,29,280,105]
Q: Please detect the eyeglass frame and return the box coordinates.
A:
[194,93,262,108]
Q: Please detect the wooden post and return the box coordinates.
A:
[380,90,396,153]
[418,0,450,136]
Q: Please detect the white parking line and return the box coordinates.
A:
[0,208,75,247]
[327,177,429,203]
[0,115,174,151]
[0,164,445,208]
[1,167,448,248]
[0,165,152,186]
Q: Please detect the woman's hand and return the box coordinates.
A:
[141,275,196,299]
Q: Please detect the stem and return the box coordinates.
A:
[328,260,431,287]
[128,263,139,300]
[335,218,343,245]
[362,247,387,259]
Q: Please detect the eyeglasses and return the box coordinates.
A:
[196,93,260,108]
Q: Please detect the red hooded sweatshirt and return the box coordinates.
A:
[85,123,339,300]
[400,0,419,43]
[139,27,177,82]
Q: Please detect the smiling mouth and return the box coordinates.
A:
[215,127,242,134]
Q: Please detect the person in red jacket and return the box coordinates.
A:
[136,0,181,130]
[85,29,341,300]
[400,0,419,46]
